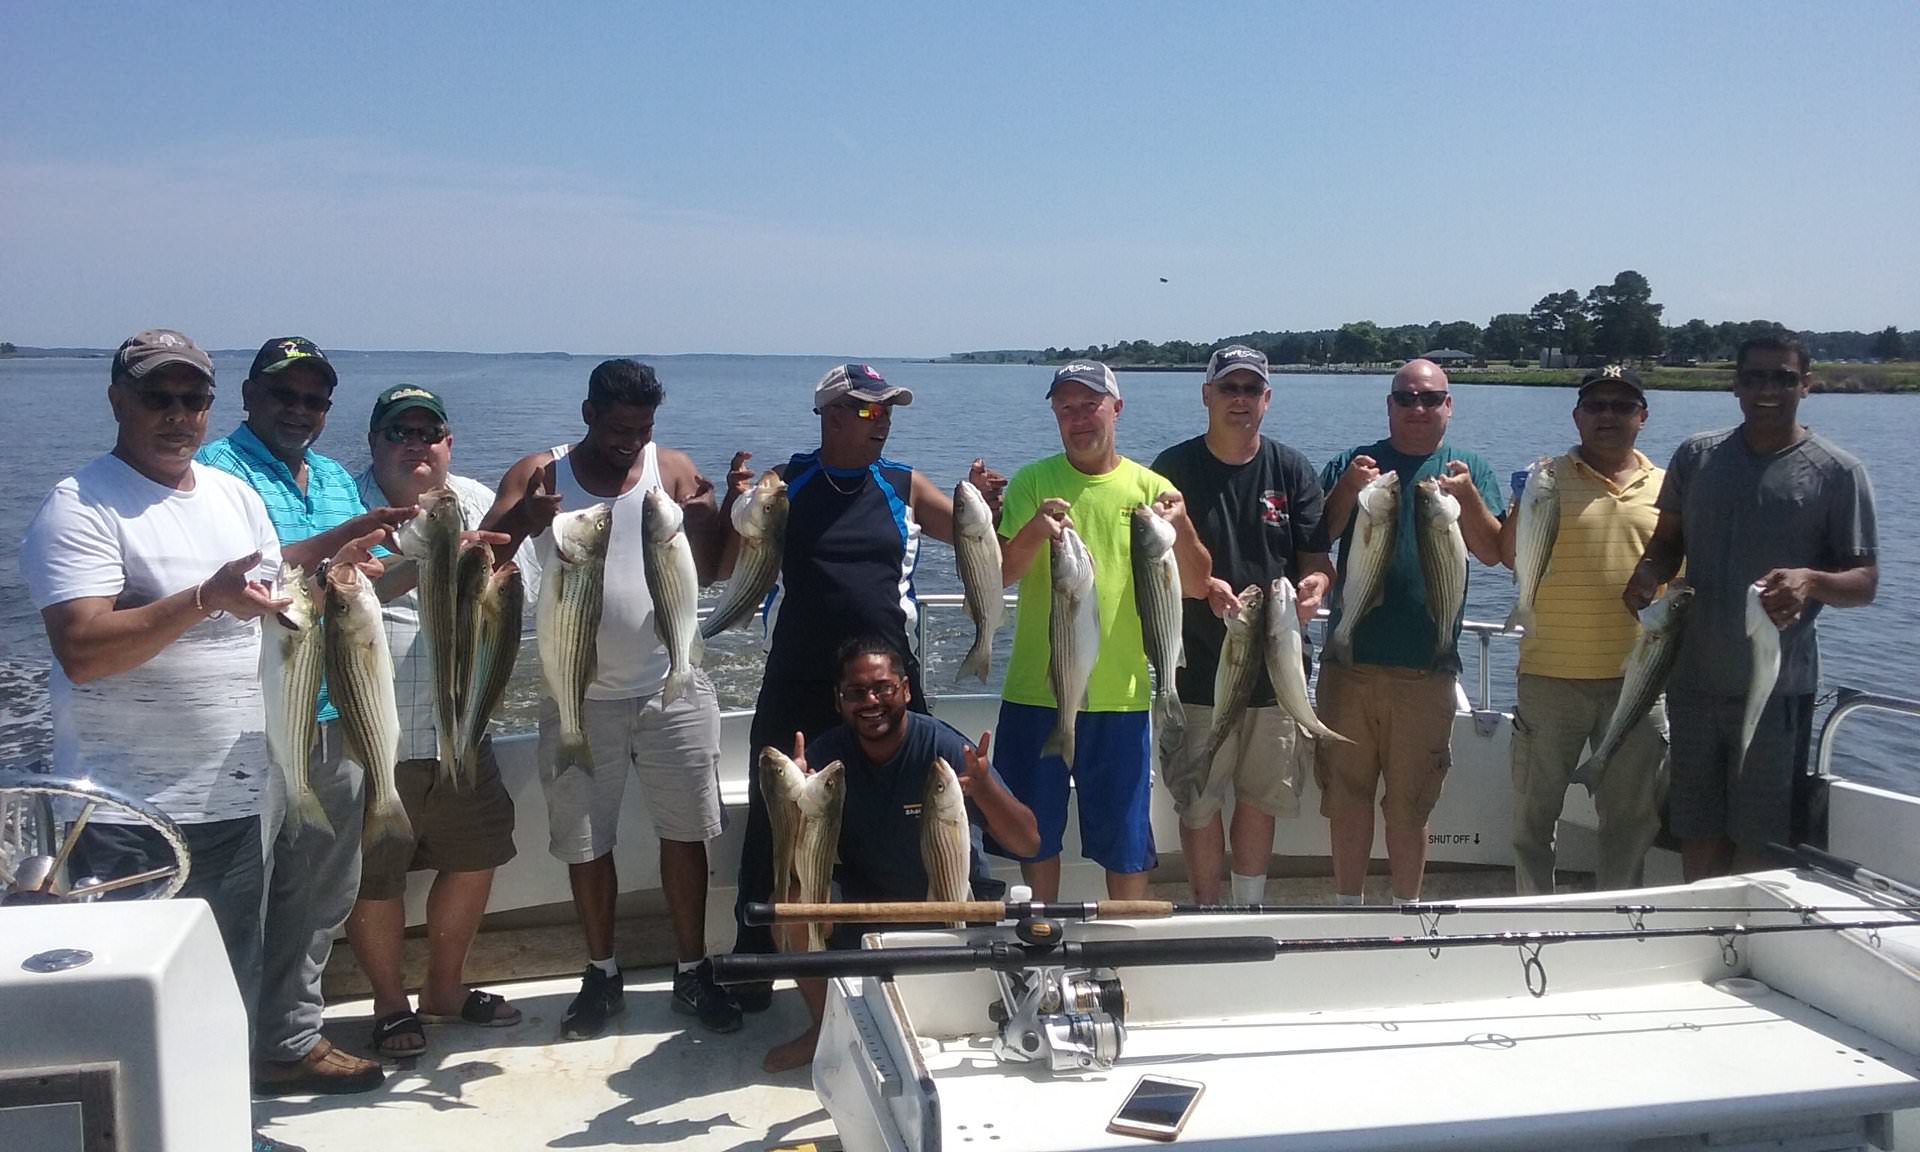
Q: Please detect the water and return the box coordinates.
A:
[3,352,1915,795]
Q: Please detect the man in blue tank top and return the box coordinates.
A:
[724,363,1008,1011]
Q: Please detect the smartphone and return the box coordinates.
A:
[1106,1075,1204,1141]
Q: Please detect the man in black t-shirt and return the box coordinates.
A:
[1150,345,1333,904]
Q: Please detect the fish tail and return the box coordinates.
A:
[960,633,993,684]
[294,787,334,839]
[1505,603,1532,634]
[362,791,414,848]
[1570,753,1602,791]
[807,923,827,953]
[662,668,689,706]
[1042,720,1074,769]
[558,729,594,775]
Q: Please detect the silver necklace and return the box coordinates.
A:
[822,464,866,495]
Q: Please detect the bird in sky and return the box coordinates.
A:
[1158,277,1169,284]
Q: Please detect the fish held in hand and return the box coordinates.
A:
[920,756,973,925]
[641,488,704,705]
[1205,584,1266,765]
[759,746,808,906]
[1131,505,1186,754]
[1415,478,1468,669]
[323,561,412,847]
[457,557,524,781]
[1327,471,1399,666]
[793,759,847,952]
[1043,526,1100,768]
[537,503,613,773]
[953,481,1005,683]
[1574,583,1693,788]
[1265,577,1350,745]
[397,485,468,785]
[1505,457,1560,634]
[1740,580,1783,769]
[702,470,788,639]
[260,564,329,836]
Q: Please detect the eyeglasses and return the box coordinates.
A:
[127,387,214,413]
[1578,398,1644,416]
[1211,381,1267,397]
[266,385,333,413]
[380,424,448,445]
[1736,368,1802,390]
[837,680,903,704]
[1389,390,1449,409]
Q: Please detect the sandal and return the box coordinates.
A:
[418,989,522,1028]
[370,1010,427,1056]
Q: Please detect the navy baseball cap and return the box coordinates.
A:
[248,336,339,388]
[814,363,913,408]
[1578,364,1646,403]
[1047,360,1120,400]
[1206,344,1269,385]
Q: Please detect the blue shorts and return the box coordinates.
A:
[989,701,1156,874]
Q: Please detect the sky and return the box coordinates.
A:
[2,2,1916,356]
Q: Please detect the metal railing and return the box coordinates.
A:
[907,592,1522,712]
[1815,688,1920,778]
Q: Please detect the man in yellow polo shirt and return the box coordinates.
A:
[1501,365,1666,894]
[993,361,1212,900]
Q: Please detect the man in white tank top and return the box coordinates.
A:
[482,358,751,1037]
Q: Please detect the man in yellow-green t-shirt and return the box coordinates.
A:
[1499,366,1667,895]
[992,361,1212,901]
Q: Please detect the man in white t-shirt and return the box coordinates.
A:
[18,329,287,1026]
[344,384,531,1056]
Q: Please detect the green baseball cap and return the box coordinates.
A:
[369,384,449,432]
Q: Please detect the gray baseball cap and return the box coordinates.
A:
[1206,344,1269,385]
[814,363,913,408]
[112,329,215,385]
[1047,360,1120,400]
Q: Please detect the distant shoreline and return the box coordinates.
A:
[953,360,1920,394]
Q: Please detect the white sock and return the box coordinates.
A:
[1335,892,1364,906]
[591,956,619,977]
[1230,872,1267,904]
[676,959,702,974]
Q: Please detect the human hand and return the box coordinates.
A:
[1153,489,1190,529]
[1204,577,1243,619]
[791,730,810,775]
[1757,568,1813,627]
[1023,497,1074,543]
[958,732,994,797]
[199,552,292,620]
[332,529,389,581]
[1435,460,1481,505]
[460,529,511,552]
[1622,563,1660,615]
[363,505,418,553]
[520,468,564,536]
[1295,572,1331,621]
[1339,454,1381,495]
[969,459,1008,511]
[724,452,755,503]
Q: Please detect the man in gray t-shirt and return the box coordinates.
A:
[1625,335,1877,880]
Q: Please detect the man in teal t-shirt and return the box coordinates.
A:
[993,361,1211,901]
[1316,359,1506,904]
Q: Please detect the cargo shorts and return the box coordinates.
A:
[358,736,517,900]
[1313,661,1456,826]
[1163,704,1307,828]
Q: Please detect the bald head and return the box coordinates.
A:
[1386,357,1452,454]
[1392,358,1449,391]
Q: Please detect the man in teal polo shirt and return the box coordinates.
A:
[1317,359,1505,904]
[199,337,412,1096]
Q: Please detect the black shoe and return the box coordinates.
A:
[254,1134,307,1152]
[673,960,745,1033]
[561,964,626,1040]
[732,979,774,1013]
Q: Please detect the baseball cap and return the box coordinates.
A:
[1047,360,1121,400]
[1206,344,1269,385]
[112,329,214,385]
[248,336,339,388]
[369,384,449,433]
[1578,364,1646,403]
[814,363,913,409]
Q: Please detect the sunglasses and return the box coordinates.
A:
[380,424,448,445]
[1579,398,1644,416]
[128,387,214,413]
[1736,368,1803,390]
[830,402,891,421]
[837,680,903,704]
[1211,381,1267,397]
[1389,390,1449,410]
[266,385,333,413]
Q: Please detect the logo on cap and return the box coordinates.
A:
[155,332,182,348]
[1601,364,1624,379]
[386,387,434,402]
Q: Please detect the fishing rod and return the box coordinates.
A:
[1778,841,1920,905]
[743,897,1920,927]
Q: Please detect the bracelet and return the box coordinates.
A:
[194,579,208,614]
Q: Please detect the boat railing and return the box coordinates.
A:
[1815,688,1920,779]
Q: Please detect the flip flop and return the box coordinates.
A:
[370,1010,426,1056]
[418,989,522,1028]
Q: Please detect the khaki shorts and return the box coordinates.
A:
[1313,661,1456,826]
[539,671,724,863]
[1163,705,1306,828]
[357,736,518,901]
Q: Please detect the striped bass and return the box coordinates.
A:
[1741,580,1782,768]
[1573,583,1693,788]
[449,540,490,784]
[953,481,1005,683]
[793,759,846,952]
[456,556,523,781]
[1505,457,1560,634]
[920,756,973,921]
[397,484,467,785]
[1327,471,1398,666]
[759,746,807,905]
[701,470,788,640]
[1204,584,1265,764]
[260,564,328,835]
[537,503,612,773]
[1043,526,1100,768]
[1265,577,1350,745]
[1130,505,1185,759]
[641,488,704,705]
[1415,478,1468,668]
[322,562,411,847]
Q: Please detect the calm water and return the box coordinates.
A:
[3,352,1915,795]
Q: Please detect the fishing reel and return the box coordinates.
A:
[987,915,1129,1073]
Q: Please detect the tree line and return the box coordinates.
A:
[958,270,1913,368]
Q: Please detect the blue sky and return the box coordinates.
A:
[3,2,1915,355]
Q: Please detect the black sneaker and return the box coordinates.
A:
[561,964,626,1040]
[673,960,744,1033]
[731,979,774,1013]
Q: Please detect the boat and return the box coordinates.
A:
[4,598,1919,1151]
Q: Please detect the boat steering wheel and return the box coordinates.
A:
[0,774,191,904]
